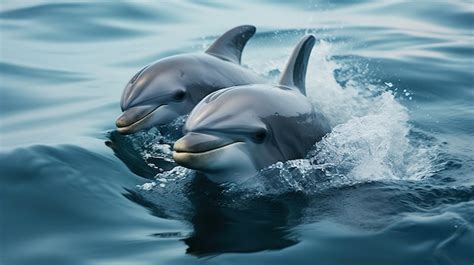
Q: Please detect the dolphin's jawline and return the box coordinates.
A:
[117,104,165,131]
[174,141,243,155]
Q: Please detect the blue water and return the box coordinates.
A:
[1,1,473,264]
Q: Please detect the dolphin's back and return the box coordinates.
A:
[177,53,265,104]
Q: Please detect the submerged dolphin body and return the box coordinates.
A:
[116,25,264,134]
[173,35,331,183]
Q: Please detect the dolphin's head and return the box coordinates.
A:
[116,57,194,134]
[173,86,288,183]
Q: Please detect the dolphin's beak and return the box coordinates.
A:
[115,105,159,134]
[173,132,236,168]
[174,132,235,153]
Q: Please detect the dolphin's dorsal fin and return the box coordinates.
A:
[278,35,316,95]
[205,25,256,64]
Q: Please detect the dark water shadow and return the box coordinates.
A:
[125,175,306,257]
[183,176,306,256]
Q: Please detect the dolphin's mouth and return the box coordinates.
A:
[173,132,238,154]
[173,134,242,169]
[173,133,252,176]
[173,132,237,153]
[115,104,161,134]
[174,141,239,156]
[172,141,241,169]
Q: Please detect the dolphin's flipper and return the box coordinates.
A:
[206,25,256,64]
[278,35,316,95]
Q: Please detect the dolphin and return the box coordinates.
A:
[173,35,331,183]
[116,25,265,134]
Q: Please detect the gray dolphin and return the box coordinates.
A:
[116,25,264,134]
[173,35,331,183]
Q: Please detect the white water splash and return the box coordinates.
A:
[128,127,173,166]
[127,116,187,168]
[307,41,440,181]
[306,41,375,126]
[137,166,191,191]
[311,92,433,181]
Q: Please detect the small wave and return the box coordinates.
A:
[0,2,169,42]
[0,62,92,84]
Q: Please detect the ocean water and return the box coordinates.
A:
[1,1,473,264]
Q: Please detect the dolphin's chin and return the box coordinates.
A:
[173,141,241,168]
[116,120,150,135]
[115,104,178,135]
[116,104,160,134]
[116,124,142,135]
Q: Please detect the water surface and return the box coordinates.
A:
[1,1,473,264]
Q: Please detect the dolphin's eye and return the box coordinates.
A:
[253,129,267,143]
[174,91,186,101]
